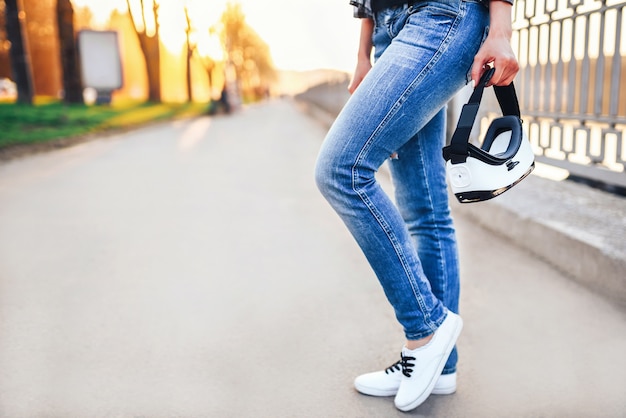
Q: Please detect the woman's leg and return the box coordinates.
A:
[388,108,460,375]
[315,0,488,339]
[316,1,489,410]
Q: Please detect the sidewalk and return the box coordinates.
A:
[0,99,625,417]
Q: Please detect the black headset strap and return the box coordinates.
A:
[444,68,520,164]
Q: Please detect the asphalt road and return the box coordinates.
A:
[1,99,625,417]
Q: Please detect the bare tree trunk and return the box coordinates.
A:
[126,0,161,102]
[56,0,83,104]
[205,60,214,98]
[144,35,161,102]
[5,0,34,104]
[0,6,10,78]
[184,6,192,103]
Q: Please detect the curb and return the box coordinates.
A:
[452,174,626,308]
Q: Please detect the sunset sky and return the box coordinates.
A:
[70,0,361,73]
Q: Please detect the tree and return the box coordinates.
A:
[72,5,93,30]
[198,54,216,99]
[108,9,148,101]
[219,3,275,101]
[56,0,83,104]
[5,0,34,104]
[0,2,11,78]
[126,0,161,102]
[184,5,192,102]
[22,0,61,97]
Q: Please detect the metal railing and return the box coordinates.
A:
[510,0,626,187]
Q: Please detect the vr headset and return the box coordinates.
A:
[443,68,535,203]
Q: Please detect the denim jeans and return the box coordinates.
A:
[315,0,489,374]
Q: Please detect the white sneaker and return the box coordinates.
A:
[394,311,463,412]
[354,361,457,396]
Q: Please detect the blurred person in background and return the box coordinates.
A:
[315,0,518,412]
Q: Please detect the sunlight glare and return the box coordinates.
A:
[70,0,360,72]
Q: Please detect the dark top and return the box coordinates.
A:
[371,0,415,12]
[356,0,511,18]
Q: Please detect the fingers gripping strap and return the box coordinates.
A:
[443,68,520,164]
[468,67,495,105]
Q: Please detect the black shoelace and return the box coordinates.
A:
[384,361,401,375]
[400,352,416,378]
[385,353,416,378]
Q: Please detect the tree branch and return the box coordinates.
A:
[152,0,159,34]
[140,0,147,35]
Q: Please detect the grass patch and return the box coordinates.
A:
[0,100,208,149]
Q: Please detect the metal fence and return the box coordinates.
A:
[511,0,626,187]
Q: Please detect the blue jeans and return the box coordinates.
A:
[315,0,489,374]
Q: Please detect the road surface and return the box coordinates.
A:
[1,99,625,417]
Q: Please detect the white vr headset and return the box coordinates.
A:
[443,68,535,203]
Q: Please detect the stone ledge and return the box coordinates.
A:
[451,173,626,308]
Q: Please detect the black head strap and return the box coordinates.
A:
[443,68,521,164]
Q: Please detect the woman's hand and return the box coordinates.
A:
[471,1,519,87]
[348,58,373,94]
[348,18,374,94]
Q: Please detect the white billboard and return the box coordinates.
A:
[77,30,123,91]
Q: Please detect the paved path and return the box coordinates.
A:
[1,100,625,417]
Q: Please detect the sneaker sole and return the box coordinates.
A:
[431,384,457,395]
[354,384,398,397]
[355,379,456,397]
